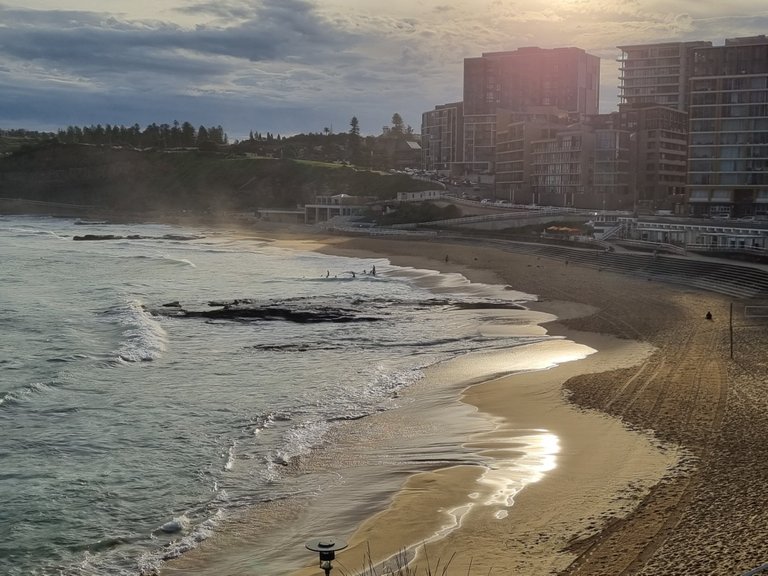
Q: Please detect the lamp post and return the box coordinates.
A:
[306,537,348,576]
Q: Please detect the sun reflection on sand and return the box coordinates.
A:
[479,431,560,519]
[428,431,561,539]
[423,431,561,542]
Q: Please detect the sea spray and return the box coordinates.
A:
[112,300,168,363]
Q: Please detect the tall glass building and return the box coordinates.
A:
[687,36,768,217]
[618,41,711,111]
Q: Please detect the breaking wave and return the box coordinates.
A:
[111,300,168,363]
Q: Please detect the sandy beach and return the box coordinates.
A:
[279,232,768,576]
[158,226,768,576]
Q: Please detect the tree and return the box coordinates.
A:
[391,113,404,135]
[349,116,360,137]
[181,122,196,147]
[197,125,209,145]
[348,116,363,165]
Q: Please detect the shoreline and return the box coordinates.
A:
[288,232,768,575]
[281,235,683,575]
[13,213,766,574]
[170,224,766,575]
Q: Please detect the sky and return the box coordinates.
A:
[2,0,768,140]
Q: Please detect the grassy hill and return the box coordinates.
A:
[0,132,56,156]
[0,141,432,218]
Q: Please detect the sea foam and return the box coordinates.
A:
[113,300,168,363]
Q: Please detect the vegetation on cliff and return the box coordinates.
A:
[0,141,432,217]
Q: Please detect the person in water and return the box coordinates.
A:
[371,265,376,276]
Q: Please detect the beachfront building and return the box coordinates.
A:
[303,194,374,224]
[619,216,768,251]
[593,125,633,211]
[687,36,768,218]
[495,107,569,205]
[618,103,689,212]
[526,116,634,209]
[530,125,596,207]
[459,47,601,182]
[421,102,464,175]
[618,41,711,111]
[461,114,497,181]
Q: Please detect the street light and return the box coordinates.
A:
[306,537,348,576]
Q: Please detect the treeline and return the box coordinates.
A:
[0,128,56,138]
[55,122,228,149]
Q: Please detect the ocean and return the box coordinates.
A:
[0,215,591,575]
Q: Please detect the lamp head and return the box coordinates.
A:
[306,537,348,562]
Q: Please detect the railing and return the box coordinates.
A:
[598,224,624,241]
[618,239,688,256]
[686,244,768,257]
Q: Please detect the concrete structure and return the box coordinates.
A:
[618,103,688,211]
[495,108,568,204]
[256,208,305,224]
[460,47,600,180]
[530,125,596,208]
[464,47,600,117]
[303,194,373,224]
[619,215,768,251]
[687,36,768,218]
[396,190,444,202]
[461,113,497,177]
[593,125,632,210]
[618,41,711,111]
[373,135,422,170]
[421,102,463,174]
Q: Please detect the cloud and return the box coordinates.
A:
[2,0,768,137]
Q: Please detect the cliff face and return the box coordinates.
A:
[0,142,430,216]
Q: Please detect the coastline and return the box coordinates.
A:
[278,235,683,575]
[280,232,763,575]
[18,212,765,575]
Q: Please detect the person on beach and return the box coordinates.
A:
[706,310,713,320]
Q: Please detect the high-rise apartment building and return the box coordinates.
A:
[464,47,600,116]
[618,41,711,111]
[495,107,568,204]
[618,103,688,211]
[460,47,600,178]
[421,102,464,174]
[530,126,595,207]
[687,35,768,218]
